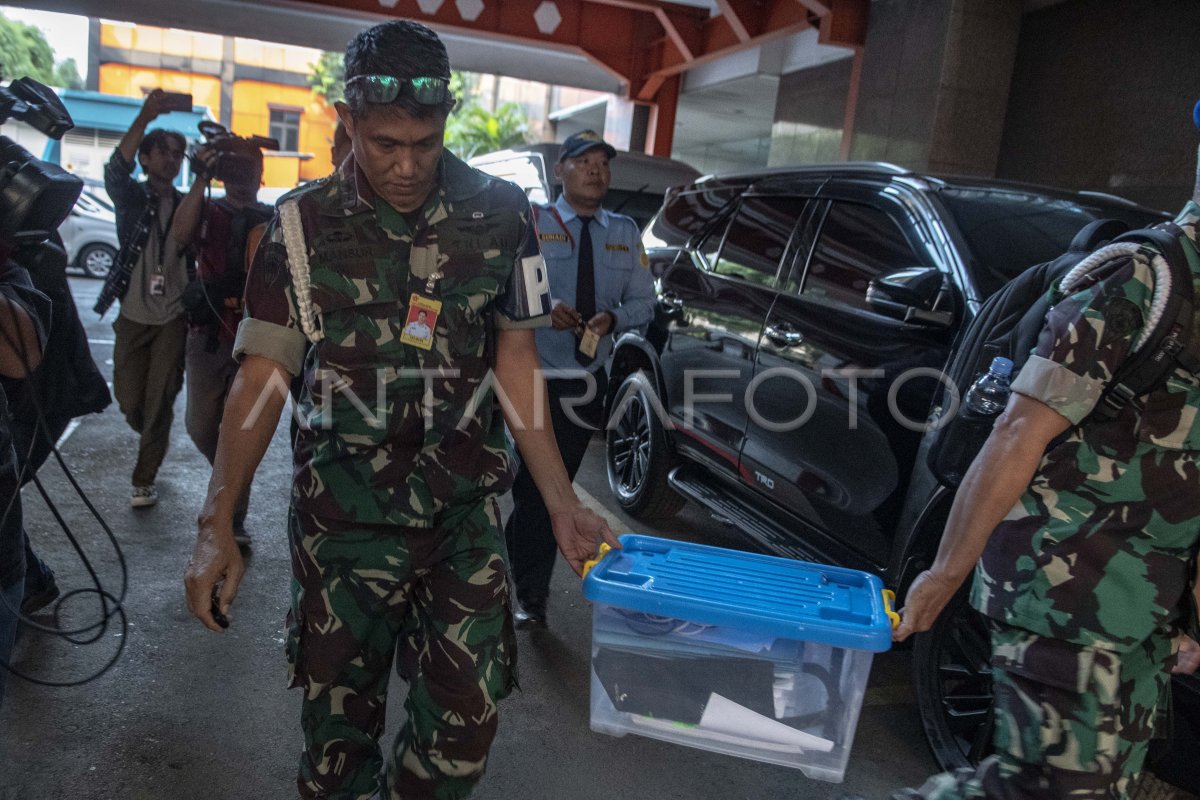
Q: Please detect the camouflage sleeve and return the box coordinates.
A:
[1011,254,1152,424]
[233,217,307,376]
[494,203,553,330]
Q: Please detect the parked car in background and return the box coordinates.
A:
[469,142,700,230]
[59,187,119,278]
[602,161,1180,774]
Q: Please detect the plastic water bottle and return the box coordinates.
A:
[932,356,1015,487]
[963,356,1014,417]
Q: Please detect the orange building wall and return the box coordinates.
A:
[98,64,222,119]
[99,22,338,188]
[101,22,223,61]
[230,81,336,182]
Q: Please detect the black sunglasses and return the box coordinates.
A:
[346,75,453,106]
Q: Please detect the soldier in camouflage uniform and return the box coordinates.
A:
[891,178,1200,795]
[183,20,618,800]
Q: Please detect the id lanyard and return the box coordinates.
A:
[400,212,444,352]
[149,193,179,295]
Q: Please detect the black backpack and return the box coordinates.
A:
[927,219,1197,489]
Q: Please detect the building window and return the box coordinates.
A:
[269,108,301,152]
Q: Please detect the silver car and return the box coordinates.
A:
[59,187,119,278]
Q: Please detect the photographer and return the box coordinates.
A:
[5,236,111,616]
[95,89,191,509]
[171,132,272,546]
[1,75,104,705]
[0,253,50,708]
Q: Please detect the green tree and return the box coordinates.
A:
[444,101,530,161]
[53,57,83,90]
[450,71,480,111]
[0,12,55,85]
[308,51,344,104]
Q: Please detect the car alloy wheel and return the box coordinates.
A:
[912,589,994,770]
[610,393,650,500]
[78,243,117,279]
[605,371,684,521]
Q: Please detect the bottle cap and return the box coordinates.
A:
[990,356,1014,377]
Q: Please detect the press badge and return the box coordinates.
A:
[579,327,600,359]
[400,293,442,350]
[149,274,166,296]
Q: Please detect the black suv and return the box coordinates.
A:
[601,162,1193,772]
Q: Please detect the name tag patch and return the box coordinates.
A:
[606,243,630,252]
[539,233,568,243]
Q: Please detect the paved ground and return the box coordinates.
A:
[0,276,940,800]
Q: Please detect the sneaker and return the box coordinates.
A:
[232,522,251,548]
[131,485,157,508]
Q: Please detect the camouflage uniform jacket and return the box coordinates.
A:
[234,152,552,526]
[972,202,1200,652]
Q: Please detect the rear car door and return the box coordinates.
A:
[657,191,813,474]
[743,181,955,558]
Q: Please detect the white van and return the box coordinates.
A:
[469,143,700,231]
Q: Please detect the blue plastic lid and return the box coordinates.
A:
[989,356,1013,377]
[582,535,893,653]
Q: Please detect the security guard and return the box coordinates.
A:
[183,21,618,800]
[504,130,656,630]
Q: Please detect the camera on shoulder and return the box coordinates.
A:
[0,77,83,246]
[189,121,279,183]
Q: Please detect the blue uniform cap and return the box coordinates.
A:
[559,130,617,162]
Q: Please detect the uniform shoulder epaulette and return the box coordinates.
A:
[274,176,329,208]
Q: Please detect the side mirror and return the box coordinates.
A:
[866,267,953,327]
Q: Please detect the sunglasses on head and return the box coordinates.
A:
[346,75,453,106]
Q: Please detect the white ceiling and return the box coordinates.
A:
[21,0,648,92]
[14,0,842,174]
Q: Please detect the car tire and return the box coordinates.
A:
[78,243,117,279]
[605,371,685,522]
[912,589,994,771]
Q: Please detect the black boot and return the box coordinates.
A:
[513,597,548,630]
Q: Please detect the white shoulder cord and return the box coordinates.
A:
[278,199,324,343]
[1059,242,1169,353]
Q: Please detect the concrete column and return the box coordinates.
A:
[87,18,101,92]
[603,96,639,151]
[220,36,235,129]
[849,0,1022,175]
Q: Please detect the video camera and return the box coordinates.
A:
[0,77,83,245]
[190,120,279,183]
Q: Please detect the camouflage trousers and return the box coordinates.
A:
[896,621,1176,800]
[286,498,517,800]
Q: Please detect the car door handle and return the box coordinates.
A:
[764,323,803,347]
[660,292,685,310]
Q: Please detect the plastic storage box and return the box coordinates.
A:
[581,535,893,783]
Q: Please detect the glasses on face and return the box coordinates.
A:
[346,75,453,106]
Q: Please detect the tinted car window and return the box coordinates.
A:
[936,187,1167,297]
[802,201,922,310]
[645,185,738,250]
[711,196,808,286]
